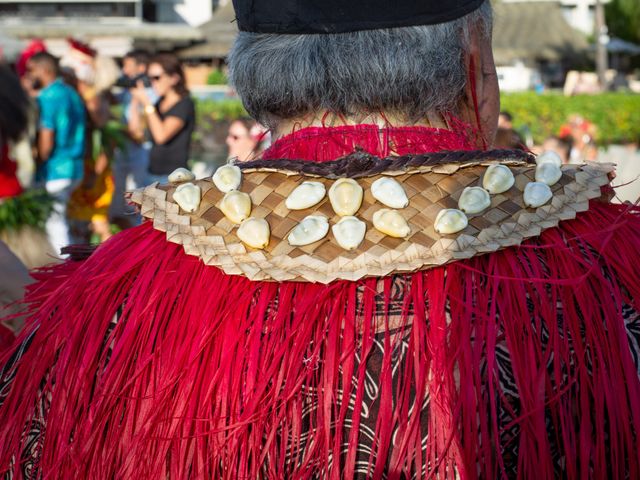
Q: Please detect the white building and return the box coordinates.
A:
[502,0,611,35]
[0,0,216,57]
[493,1,591,90]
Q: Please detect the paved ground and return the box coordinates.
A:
[598,145,640,204]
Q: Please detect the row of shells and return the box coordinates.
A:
[166,150,564,250]
[435,150,564,234]
[167,164,413,251]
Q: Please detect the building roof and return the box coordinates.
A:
[492,1,590,65]
[176,1,592,63]
[177,2,237,59]
[0,32,26,61]
[0,20,202,45]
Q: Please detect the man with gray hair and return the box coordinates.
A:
[1,1,640,478]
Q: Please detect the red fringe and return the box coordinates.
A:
[0,200,639,479]
[261,122,477,162]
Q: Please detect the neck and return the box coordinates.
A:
[273,110,452,141]
[163,89,181,104]
[42,75,56,88]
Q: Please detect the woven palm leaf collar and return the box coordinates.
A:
[129,150,613,284]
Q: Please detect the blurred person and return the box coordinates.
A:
[26,51,86,258]
[542,135,572,164]
[0,66,28,201]
[62,39,120,244]
[13,40,47,189]
[0,63,53,269]
[559,114,598,163]
[0,65,49,341]
[497,110,513,129]
[59,38,98,98]
[2,2,640,479]
[493,127,525,149]
[130,54,195,184]
[495,111,524,149]
[226,117,266,161]
[15,39,47,79]
[110,50,154,229]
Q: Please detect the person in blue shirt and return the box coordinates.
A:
[26,52,86,258]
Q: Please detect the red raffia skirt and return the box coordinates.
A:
[0,201,639,479]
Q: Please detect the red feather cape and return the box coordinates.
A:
[1,125,639,479]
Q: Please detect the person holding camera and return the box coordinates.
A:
[129,54,195,185]
[110,50,155,227]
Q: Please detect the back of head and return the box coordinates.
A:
[125,49,151,69]
[0,65,29,144]
[28,51,59,77]
[228,1,493,130]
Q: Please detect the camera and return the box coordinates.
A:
[115,74,152,89]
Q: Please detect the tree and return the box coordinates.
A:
[605,0,640,44]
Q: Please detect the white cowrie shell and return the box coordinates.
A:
[285,181,326,210]
[536,150,562,168]
[328,178,364,216]
[535,163,562,186]
[331,216,366,251]
[173,183,201,213]
[373,209,411,238]
[482,164,515,194]
[287,215,329,246]
[220,190,252,224]
[212,164,242,193]
[168,167,195,183]
[523,181,553,208]
[434,208,468,234]
[371,177,409,209]
[237,217,270,249]
[457,187,491,214]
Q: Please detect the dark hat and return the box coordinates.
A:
[232,0,485,34]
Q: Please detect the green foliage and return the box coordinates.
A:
[500,92,640,145]
[92,120,127,160]
[0,189,54,232]
[606,0,640,44]
[190,94,640,146]
[206,70,228,85]
[195,98,247,121]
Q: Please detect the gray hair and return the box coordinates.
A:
[228,1,492,129]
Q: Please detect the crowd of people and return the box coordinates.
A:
[494,110,599,164]
[0,40,204,266]
[0,39,273,268]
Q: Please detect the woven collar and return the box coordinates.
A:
[130,150,613,283]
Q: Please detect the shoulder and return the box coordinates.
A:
[38,82,61,101]
[40,81,77,103]
[165,96,195,120]
[174,95,195,112]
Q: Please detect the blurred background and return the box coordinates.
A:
[0,0,638,269]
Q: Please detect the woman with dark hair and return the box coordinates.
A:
[0,65,30,198]
[0,64,53,269]
[130,53,195,183]
[0,65,50,344]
